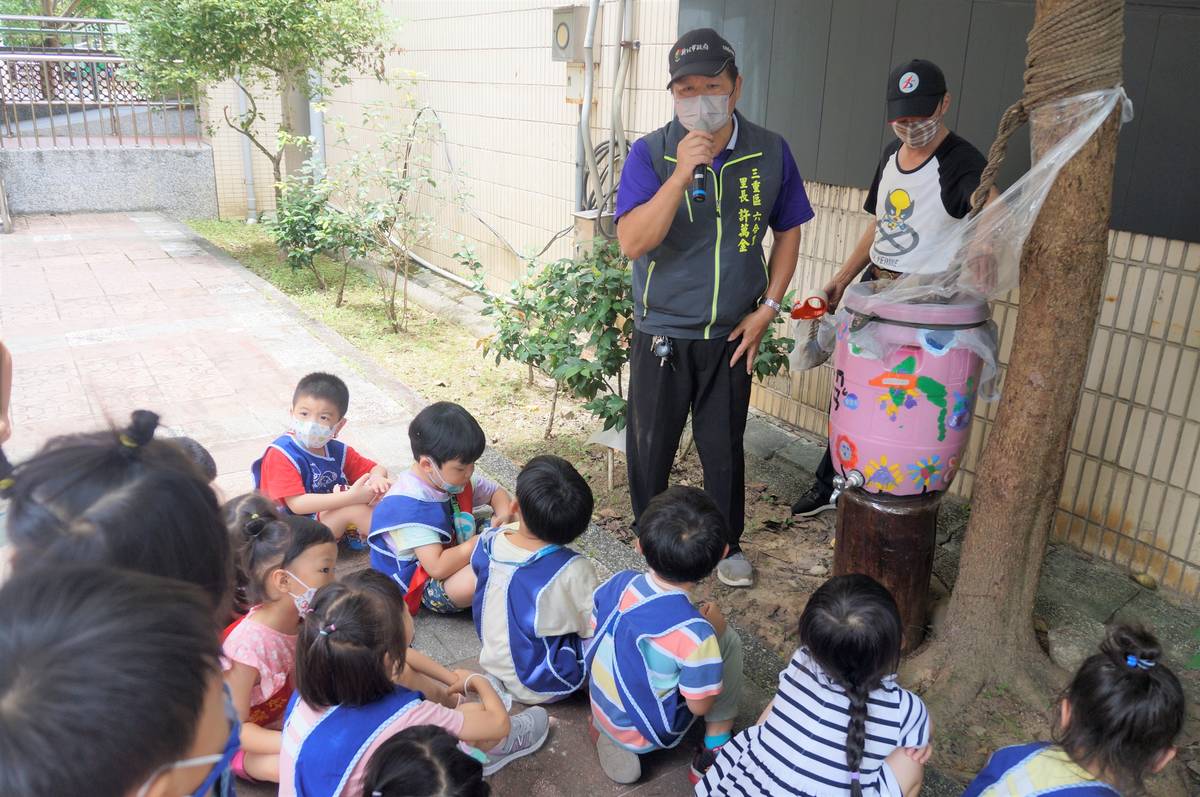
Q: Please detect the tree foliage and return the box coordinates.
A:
[114,0,390,194]
[113,0,387,94]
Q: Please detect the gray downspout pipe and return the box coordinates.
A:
[579,0,602,210]
[236,76,258,224]
[308,71,327,180]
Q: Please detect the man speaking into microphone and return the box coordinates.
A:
[615,28,814,587]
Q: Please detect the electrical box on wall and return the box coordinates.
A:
[552,5,599,63]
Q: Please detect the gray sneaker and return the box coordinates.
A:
[481,706,550,776]
[594,726,641,783]
[717,551,754,587]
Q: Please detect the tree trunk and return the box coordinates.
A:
[336,253,350,307]
[909,0,1123,711]
[545,383,559,439]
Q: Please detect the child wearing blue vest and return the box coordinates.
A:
[964,624,1184,797]
[279,570,550,797]
[253,372,391,543]
[585,486,744,786]
[471,455,600,705]
[369,402,512,615]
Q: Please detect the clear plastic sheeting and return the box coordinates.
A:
[820,286,1003,400]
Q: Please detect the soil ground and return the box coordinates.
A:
[188,220,1198,794]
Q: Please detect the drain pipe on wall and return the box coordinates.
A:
[307,71,327,180]
[602,0,634,234]
[578,0,603,211]
[236,76,259,224]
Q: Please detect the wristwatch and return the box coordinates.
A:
[760,297,783,315]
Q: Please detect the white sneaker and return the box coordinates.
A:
[481,706,550,776]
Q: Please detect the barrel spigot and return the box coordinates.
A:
[831,470,864,505]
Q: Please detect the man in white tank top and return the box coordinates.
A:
[791,59,997,517]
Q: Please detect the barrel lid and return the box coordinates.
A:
[843,283,989,327]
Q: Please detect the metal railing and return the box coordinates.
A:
[0,14,127,54]
[0,15,199,149]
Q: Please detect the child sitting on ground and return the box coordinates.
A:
[369,401,512,615]
[222,501,338,783]
[472,454,599,705]
[362,725,491,797]
[697,573,931,797]
[0,565,238,797]
[0,409,233,619]
[963,624,1185,796]
[253,371,391,542]
[280,570,551,796]
[585,486,744,786]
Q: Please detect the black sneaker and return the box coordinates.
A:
[791,484,835,517]
[689,745,721,785]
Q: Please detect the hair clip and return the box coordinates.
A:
[0,477,13,491]
[319,623,336,637]
[1126,654,1156,670]
[850,772,861,782]
[250,513,260,520]
[118,433,139,449]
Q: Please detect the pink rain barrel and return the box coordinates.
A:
[828,287,988,496]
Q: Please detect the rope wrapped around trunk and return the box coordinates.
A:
[969,0,1124,216]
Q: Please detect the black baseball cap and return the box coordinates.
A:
[886,59,947,121]
[668,28,736,88]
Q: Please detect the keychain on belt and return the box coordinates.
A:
[651,335,674,369]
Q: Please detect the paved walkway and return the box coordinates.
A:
[0,212,724,795]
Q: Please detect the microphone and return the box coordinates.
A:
[691,164,707,203]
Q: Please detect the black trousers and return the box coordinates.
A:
[626,330,751,550]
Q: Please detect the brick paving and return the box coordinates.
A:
[0,212,706,795]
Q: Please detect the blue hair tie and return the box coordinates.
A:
[1125,654,1155,670]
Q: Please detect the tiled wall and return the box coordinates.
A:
[202,79,281,220]
[206,0,1200,598]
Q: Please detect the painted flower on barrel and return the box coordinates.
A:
[835,435,859,469]
[907,455,942,490]
[864,455,903,492]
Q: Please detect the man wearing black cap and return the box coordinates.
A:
[790,58,995,517]
[615,28,814,590]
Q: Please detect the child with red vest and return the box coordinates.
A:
[369,402,513,615]
[252,371,391,543]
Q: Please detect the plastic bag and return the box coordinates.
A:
[790,315,834,371]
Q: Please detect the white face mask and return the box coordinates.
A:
[291,418,336,449]
[284,570,317,615]
[675,93,732,133]
[892,114,941,148]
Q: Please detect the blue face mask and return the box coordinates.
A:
[427,459,465,495]
[136,689,241,797]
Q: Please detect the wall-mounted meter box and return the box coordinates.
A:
[552,5,600,63]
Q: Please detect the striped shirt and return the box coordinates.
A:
[697,649,930,796]
[588,572,723,752]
